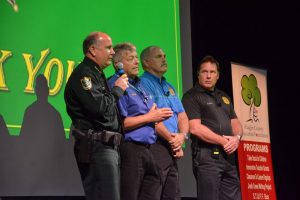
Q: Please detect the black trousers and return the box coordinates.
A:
[151,142,181,200]
[192,147,241,200]
[76,141,120,200]
[120,142,161,200]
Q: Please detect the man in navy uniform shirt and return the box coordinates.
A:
[182,55,243,200]
[65,32,128,200]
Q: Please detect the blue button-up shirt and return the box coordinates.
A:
[108,73,156,144]
[140,71,185,133]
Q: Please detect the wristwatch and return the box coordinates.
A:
[183,133,189,140]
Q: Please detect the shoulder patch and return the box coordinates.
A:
[222,96,230,104]
[169,87,175,96]
[81,76,92,90]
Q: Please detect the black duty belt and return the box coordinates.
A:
[89,130,122,146]
[71,125,123,146]
[130,141,151,149]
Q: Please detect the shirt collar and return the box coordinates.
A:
[129,76,140,85]
[143,71,166,83]
[195,82,220,95]
[113,72,140,86]
[83,56,103,74]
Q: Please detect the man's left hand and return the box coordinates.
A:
[223,135,240,154]
[169,133,185,151]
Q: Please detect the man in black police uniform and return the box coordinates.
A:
[182,55,243,200]
[64,31,128,200]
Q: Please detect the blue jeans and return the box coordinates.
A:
[77,142,120,200]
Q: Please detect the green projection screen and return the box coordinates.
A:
[0,0,187,197]
[0,0,182,136]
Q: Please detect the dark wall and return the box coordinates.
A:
[190,0,300,199]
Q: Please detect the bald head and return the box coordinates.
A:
[83,32,111,55]
[82,31,114,68]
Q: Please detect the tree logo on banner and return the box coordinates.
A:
[241,74,261,123]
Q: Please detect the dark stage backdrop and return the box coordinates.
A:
[190,0,300,199]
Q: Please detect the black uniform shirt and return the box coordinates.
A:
[182,83,237,137]
[64,57,124,132]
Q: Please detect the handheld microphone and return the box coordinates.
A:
[116,62,125,76]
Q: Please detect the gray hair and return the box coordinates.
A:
[112,42,136,64]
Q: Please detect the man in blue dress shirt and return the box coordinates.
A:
[108,43,173,200]
[140,46,189,200]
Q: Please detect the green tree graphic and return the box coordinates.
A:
[241,74,261,122]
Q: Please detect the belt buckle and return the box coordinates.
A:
[211,146,220,159]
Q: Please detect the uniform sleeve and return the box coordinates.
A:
[117,94,128,118]
[229,100,238,119]
[182,91,202,120]
[108,74,128,118]
[72,69,120,119]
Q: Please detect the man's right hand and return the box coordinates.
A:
[147,103,173,123]
[173,147,184,159]
[114,74,129,91]
[223,135,240,155]
[169,133,185,151]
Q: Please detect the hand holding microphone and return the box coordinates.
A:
[116,62,125,76]
[114,62,129,91]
